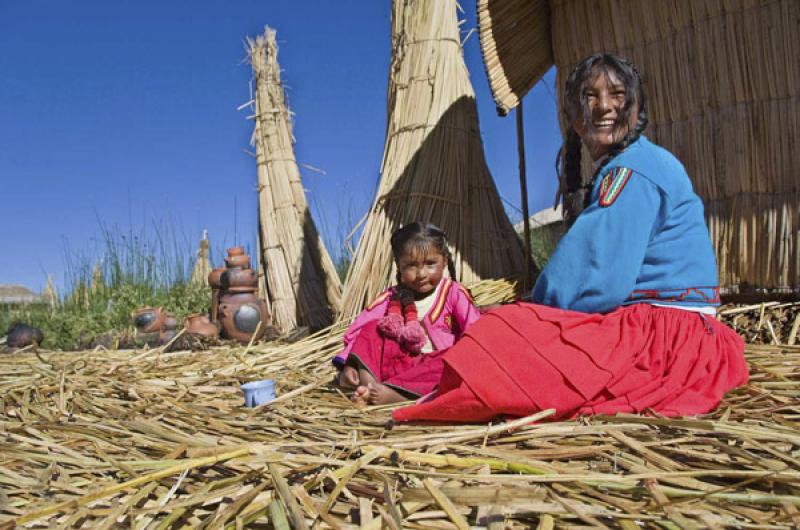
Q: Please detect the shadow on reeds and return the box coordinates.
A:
[266,209,339,331]
[351,95,530,287]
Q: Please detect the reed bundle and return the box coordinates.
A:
[338,0,525,320]
[478,0,799,293]
[1,279,799,528]
[189,231,212,286]
[247,27,343,332]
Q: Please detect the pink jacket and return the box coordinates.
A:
[333,278,481,367]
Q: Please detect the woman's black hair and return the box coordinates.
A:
[555,52,648,225]
[391,222,457,300]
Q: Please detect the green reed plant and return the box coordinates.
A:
[1,219,214,350]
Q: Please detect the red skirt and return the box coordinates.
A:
[348,320,447,397]
[392,303,749,423]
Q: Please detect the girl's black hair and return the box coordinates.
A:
[391,222,457,300]
[555,52,648,225]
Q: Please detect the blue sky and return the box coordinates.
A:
[0,0,561,292]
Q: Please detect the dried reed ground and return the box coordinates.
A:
[2,281,800,529]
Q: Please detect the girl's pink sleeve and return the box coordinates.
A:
[333,292,391,367]
[451,282,481,335]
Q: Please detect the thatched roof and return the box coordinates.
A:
[0,284,41,305]
[477,0,800,293]
[477,0,552,116]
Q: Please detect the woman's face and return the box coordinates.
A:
[397,248,446,295]
[572,69,636,160]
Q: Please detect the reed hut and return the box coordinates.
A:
[247,28,343,332]
[339,0,526,319]
[477,0,799,296]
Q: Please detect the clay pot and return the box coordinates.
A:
[219,292,258,306]
[207,267,226,289]
[226,246,246,257]
[221,268,258,290]
[224,254,250,269]
[218,296,270,343]
[159,329,177,345]
[184,313,219,339]
[136,332,160,347]
[6,323,44,349]
[163,314,178,331]
[132,307,166,333]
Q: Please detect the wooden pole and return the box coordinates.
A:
[516,101,532,292]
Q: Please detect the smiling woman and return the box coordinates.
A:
[559,53,648,225]
[572,70,632,159]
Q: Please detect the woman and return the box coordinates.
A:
[393,53,749,423]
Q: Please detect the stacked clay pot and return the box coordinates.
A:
[208,247,270,343]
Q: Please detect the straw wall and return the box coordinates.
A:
[547,0,799,292]
[338,0,525,320]
[248,28,343,331]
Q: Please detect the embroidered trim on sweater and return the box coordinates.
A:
[627,286,720,305]
[599,167,633,207]
[428,278,452,323]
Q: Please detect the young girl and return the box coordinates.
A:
[334,222,480,406]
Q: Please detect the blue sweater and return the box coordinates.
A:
[533,136,719,314]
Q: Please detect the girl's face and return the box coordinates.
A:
[572,69,637,160]
[397,248,446,295]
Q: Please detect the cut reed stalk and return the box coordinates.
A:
[1,283,798,528]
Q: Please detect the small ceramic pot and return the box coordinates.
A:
[6,323,44,348]
[218,298,270,343]
[159,329,177,345]
[163,314,178,331]
[221,268,258,290]
[224,254,250,269]
[132,307,166,333]
[226,246,246,257]
[207,267,226,289]
[183,313,219,339]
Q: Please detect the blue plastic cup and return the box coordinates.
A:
[241,379,276,407]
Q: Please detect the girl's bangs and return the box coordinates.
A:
[400,237,438,260]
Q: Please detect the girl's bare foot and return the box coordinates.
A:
[366,382,406,405]
[338,365,360,389]
[357,368,376,386]
[351,385,369,407]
